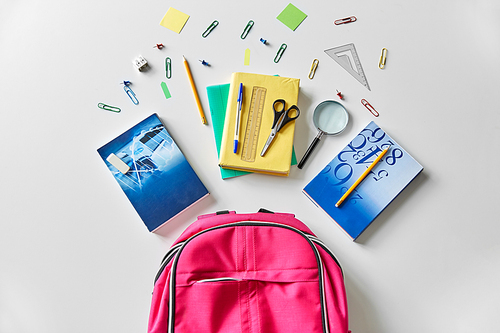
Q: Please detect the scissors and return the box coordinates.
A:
[260,99,300,156]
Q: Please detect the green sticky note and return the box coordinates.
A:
[161,82,171,99]
[277,3,307,31]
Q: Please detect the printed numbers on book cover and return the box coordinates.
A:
[340,187,363,205]
[320,164,352,186]
[370,169,389,182]
[385,147,403,166]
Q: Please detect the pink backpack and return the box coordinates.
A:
[148,210,349,333]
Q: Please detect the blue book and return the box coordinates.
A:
[97,114,209,232]
[303,121,423,240]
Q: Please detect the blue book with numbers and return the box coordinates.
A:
[303,121,423,240]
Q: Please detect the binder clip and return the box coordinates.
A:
[260,38,267,45]
[336,90,344,100]
[154,43,164,50]
[133,55,149,71]
[199,60,210,66]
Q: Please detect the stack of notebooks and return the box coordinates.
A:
[207,73,300,178]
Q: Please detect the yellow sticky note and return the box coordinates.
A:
[244,48,250,66]
[160,7,190,34]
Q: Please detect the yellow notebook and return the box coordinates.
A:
[219,72,300,176]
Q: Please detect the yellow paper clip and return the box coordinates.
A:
[98,103,121,113]
[379,48,387,69]
[274,43,287,63]
[202,20,218,38]
[165,57,171,79]
[308,59,319,79]
[241,20,254,39]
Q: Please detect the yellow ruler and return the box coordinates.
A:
[241,86,266,162]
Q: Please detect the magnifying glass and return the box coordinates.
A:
[297,100,349,169]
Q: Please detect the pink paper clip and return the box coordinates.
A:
[334,16,357,25]
[361,99,379,117]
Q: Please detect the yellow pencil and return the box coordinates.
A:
[183,56,207,125]
[335,147,389,208]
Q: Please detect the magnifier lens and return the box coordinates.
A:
[313,101,348,134]
[297,101,349,169]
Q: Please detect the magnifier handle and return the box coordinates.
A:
[298,131,324,169]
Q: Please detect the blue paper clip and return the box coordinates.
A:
[274,43,287,63]
[202,20,218,38]
[124,85,139,105]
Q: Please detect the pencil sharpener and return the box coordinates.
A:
[133,55,149,71]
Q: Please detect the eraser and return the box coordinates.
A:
[106,153,130,174]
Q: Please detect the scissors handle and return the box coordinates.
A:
[278,104,300,131]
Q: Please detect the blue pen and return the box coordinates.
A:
[233,83,243,153]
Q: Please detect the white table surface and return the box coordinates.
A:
[1,0,499,332]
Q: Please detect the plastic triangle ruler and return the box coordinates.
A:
[324,43,370,91]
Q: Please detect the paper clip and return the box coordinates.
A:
[274,43,287,63]
[308,59,319,79]
[334,16,357,25]
[361,99,379,117]
[97,103,121,113]
[124,85,139,105]
[379,48,387,69]
[202,20,218,38]
[165,57,171,79]
[241,20,254,39]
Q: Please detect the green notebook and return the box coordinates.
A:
[206,84,297,179]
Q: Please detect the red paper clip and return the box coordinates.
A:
[334,16,357,25]
[361,99,379,117]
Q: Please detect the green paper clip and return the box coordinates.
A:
[165,57,171,79]
[98,103,121,113]
[241,20,254,39]
[274,43,287,63]
[202,20,218,38]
